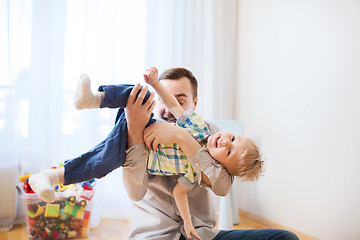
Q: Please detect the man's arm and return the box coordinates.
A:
[122,84,155,201]
[125,84,155,147]
[143,123,233,195]
[122,145,149,201]
[144,67,184,118]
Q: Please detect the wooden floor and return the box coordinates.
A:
[0,215,316,240]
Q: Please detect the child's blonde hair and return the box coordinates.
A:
[228,139,263,181]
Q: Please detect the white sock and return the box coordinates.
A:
[74,73,103,109]
[28,169,60,203]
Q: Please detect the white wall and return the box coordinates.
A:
[235,1,360,239]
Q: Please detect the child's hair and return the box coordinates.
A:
[159,68,198,99]
[229,139,264,181]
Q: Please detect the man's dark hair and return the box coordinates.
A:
[159,68,198,99]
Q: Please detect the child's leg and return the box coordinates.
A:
[28,168,64,203]
[74,73,104,109]
[30,123,128,203]
[62,82,155,188]
[74,73,146,110]
[98,84,143,109]
[63,110,129,185]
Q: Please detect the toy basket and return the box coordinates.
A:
[17,185,94,239]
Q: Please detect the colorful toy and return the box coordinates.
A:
[18,175,95,240]
[45,203,60,218]
[75,200,86,220]
[28,204,45,218]
[20,173,32,183]
[64,196,77,216]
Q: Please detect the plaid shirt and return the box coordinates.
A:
[147,109,210,188]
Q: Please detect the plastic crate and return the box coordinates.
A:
[17,185,94,239]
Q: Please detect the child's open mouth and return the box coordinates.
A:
[215,136,221,148]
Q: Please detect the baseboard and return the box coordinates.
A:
[238,209,319,240]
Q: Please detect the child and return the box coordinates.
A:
[30,67,263,239]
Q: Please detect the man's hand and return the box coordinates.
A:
[125,83,155,147]
[143,123,185,151]
[143,67,160,87]
[144,123,202,159]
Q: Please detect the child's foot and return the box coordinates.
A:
[28,169,60,202]
[74,73,103,109]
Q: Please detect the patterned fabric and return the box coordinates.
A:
[147,111,210,187]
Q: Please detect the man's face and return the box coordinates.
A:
[156,77,198,123]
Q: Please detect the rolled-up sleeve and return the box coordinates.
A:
[122,144,149,201]
[188,147,233,196]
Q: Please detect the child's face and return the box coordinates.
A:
[207,131,249,170]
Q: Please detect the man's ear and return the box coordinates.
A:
[192,97,198,110]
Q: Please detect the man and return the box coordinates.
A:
[122,68,298,240]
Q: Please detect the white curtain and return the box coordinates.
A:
[1,0,238,221]
[145,0,238,120]
[1,0,146,221]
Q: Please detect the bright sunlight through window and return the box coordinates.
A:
[62,0,146,136]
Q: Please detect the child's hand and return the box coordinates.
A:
[143,67,159,86]
[184,221,202,240]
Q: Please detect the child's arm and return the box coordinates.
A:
[144,67,184,119]
[173,183,202,240]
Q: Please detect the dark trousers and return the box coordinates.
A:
[180,229,299,240]
[63,84,155,185]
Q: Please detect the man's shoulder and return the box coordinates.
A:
[204,120,220,135]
